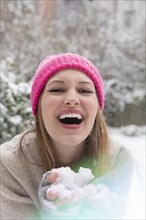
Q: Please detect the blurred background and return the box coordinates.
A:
[0,1,145,218]
[0,0,145,143]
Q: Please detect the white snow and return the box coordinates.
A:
[109,126,145,220]
[44,167,119,216]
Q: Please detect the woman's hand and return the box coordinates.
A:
[47,172,59,184]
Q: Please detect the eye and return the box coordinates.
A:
[78,88,94,95]
[47,88,65,93]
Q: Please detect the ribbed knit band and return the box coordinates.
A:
[31,53,104,115]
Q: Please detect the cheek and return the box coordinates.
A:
[41,96,61,130]
[41,95,56,113]
[88,98,98,115]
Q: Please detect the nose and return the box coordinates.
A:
[64,91,80,106]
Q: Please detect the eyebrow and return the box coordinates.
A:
[78,81,93,86]
[48,80,93,85]
[46,80,65,86]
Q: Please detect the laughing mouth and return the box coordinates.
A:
[58,113,83,125]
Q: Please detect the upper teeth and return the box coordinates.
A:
[59,113,82,120]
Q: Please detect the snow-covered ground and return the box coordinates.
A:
[110,126,145,220]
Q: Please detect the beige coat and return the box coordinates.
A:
[0,132,133,220]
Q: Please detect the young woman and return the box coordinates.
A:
[1,53,133,219]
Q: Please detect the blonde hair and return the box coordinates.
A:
[21,96,110,178]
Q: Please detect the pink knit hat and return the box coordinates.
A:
[31,53,104,115]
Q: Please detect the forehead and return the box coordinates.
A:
[48,69,94,83]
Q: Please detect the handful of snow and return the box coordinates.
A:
[40,167,118,216]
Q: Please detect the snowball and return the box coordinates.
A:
[51,167,76,188]
[74,167,94,187]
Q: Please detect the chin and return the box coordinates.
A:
[61,136,86,146]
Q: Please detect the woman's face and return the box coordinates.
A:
[41,69,99,148]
